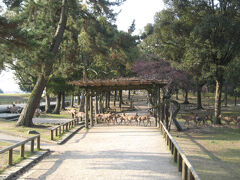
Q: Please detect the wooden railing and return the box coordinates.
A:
[50,118,82,140]
[0,135,40,166]
[159,121,201,180]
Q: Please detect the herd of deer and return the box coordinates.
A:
[180,112,240,126]
[69,108,152,126]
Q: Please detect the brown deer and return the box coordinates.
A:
[125,113,138,125]
[76,112,85,121]
[137,115,151,126]
[220,115,235,125]
[180,113,197,126]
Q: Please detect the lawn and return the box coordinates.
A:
[171,125,240,180]
[0,119,54,141]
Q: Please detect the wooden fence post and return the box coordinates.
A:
[31,139,34,153]
[8,149,13,165]
[37,136,40,150]
[51,130,54,140]
[20,144,25,157]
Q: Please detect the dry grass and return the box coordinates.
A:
[0,119,54,141]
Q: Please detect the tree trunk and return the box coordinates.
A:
[53,92,61,114]
[114,90,117,106]
[71,95,74,107]
[107,91,111,109]
[183,90,189,104]
[119,90,122,109]
[77,91,81,105]
[16,0,68,127]
[224,85,228,107]
[105,92,108,110]
[45,91,51,113]
[17,75,48,126]
[197,84,203,109]
[61,91,65,110]
[100,94,103,113]
[90,96,93,127]
[95,96,99,115]
[85,93,89,128]
[235,96,237,106]
[214,78,223,124]
[80,90,85,112]
[128,90,131,100]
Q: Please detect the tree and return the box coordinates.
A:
[0,89,3,93]
[144,0,240,124]
[5,0,125,127]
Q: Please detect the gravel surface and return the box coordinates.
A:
[18,126,181,180]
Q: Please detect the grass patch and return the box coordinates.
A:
[171,125,240,180]
[0,141,12,147]
[0,120,54,141]
[39,113,71,119]
[0,148,39,174]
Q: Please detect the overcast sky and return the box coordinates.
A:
[0,0,164,93]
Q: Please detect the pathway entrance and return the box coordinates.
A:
[19,126,181,180]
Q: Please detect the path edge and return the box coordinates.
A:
[0,149,50,180]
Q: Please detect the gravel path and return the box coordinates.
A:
[19,126,181,180]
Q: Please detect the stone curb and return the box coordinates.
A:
[0,149,50,180]
[56,122,85,145]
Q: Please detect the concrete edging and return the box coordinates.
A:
[0,149,50,180]
[56,122,85,145]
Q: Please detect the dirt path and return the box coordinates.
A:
[18,126,181,180]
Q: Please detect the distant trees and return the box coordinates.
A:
[0,89,3,94]
[139,0,240,124]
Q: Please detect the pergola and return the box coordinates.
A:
[70,78,169,128]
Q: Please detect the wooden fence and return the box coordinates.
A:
[50,118,82,140]
[159,121,201,180]
[0,135,40,166]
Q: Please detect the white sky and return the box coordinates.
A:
[115,0,164,34]
[0,0,164,93]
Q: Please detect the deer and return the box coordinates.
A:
[119,113,127,125]
[75,112,85,121]
[95,114,103,123]
[111,113,121,125]
[101,113,113,125]
[180,113,197,126]
[137,115,151,126]
[234,116,240,126]
[68,108,77,118]
[220,115,235,125]
[125,113,138,125]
